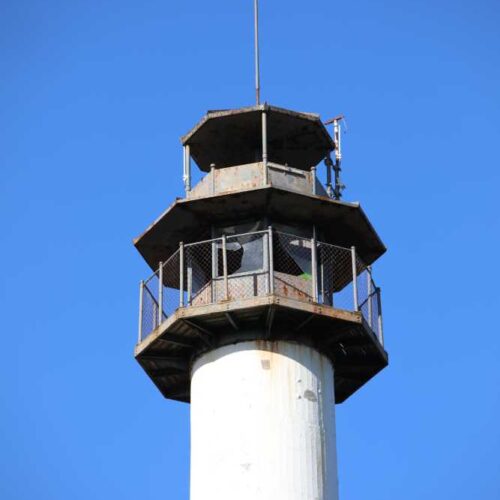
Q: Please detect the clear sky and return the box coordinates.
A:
[1,0,499,499]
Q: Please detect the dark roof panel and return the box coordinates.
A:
[134,187,386,271]
[182,104,335,172]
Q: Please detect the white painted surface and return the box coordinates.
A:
[190,341,338,500]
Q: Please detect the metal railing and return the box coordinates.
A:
[138,229,384,346]
[186,161,329,200]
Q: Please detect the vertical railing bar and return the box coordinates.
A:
[377,287,384,346]
[320,244,325,305]
[183,145,191,195]
[187,254,193,305]
[222,235,229,300]
[211,164,216,195]
[351,246,359,311]
[211,239,218,303]
[153,301,158,330]
[367,265,373,328]
[179,242,184,307]
[330,247,335,308]
[182,146,187,195]
[264,231,270,294]
[138,280,144,343]
[262,110,268,185]
[186,145,191,193]
[158,261,163,325]
[268,226,274,294]
[311,227,318,302]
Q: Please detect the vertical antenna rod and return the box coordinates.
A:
[254,0,260,104]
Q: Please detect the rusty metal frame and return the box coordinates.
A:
[138,280,144,343]
[138,229,383,344]
[351,246,359,311]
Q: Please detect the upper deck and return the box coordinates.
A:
[187,161,328,200]
[182,104,334,172]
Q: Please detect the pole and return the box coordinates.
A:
[262,110,268,184]
[158,261,163,325]
[320,245,325,305]
[222,235,229,300]
[325,156,333,198]
[211,239,217,303]
[254,0,260,105]
[210,164,216,195]
[138,280,144,343]
[268,226,274,294]
[179,242,185,307]
[311,165,317,195]
[367,266,373,328]
[377,287,384,346]
[351,246,358,311]
[333,119,343,200]
[311,227,318,302]
[183,145,191,194]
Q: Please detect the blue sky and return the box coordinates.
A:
[1,0,499,499]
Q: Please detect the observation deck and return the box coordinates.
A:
[135,228,387,404]
[134,103,388,404]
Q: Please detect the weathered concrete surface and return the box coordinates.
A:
[190,341,339,500]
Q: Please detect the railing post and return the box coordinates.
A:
[211,239,217,303]
[222,235,229,300]
[262,110,268,185]
[158,261,163,325]
[367,266,373,328]
[183,145,191,195]
[138,280,144,343]
[187,246,193,305]
[351,246,359,311]
[377,287,384,346]
[210,164,216,195]
[311,228,318,302]
[179,242,184,307]
[320,245,325,305]
[268,226,274,294]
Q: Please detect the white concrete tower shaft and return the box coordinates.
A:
[190,341,339,500]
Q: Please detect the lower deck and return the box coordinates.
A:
[135,295,388,404]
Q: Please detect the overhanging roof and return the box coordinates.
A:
[181,104,335,171]
[134,187,386,271]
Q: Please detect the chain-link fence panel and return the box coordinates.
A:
[185,239,220,306]
[356,263,383,343]
[273,232,314,302]
[138,229,384,346]
[226,232,269,300]
[140,271,162,341]
[369,285,381,340]
[317,242,355,311]
[160,249,181,319]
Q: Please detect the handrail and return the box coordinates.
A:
[138,228,383,346]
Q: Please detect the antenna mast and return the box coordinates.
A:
[325,115,346,200]
[254,0,260,104]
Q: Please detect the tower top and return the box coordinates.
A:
[181,104,335,171]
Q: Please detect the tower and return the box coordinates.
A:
[134,6,386,498]
[134,105,388,499]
